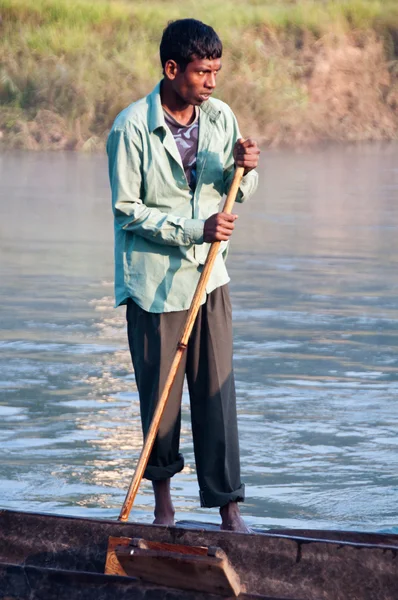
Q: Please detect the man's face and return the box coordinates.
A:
[167,56,222,106]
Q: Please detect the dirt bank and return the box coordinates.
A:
[1,0,398,149]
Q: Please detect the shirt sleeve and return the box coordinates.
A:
[107,126,205,246]
[222,108,258,203]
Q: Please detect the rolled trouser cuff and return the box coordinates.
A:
[144,453,184,481]
[199,483,245,508]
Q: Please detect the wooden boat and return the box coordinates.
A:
[0,508,397,599]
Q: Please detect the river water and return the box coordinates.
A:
[0,145,397,533]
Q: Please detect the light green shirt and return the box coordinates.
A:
[107,82,258,312]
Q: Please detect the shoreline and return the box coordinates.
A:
[1,0,398,150]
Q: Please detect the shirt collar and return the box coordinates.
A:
[147,80,221,133]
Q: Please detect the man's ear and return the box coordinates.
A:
[164,59,179,80]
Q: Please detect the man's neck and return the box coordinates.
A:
[160,80,196,126]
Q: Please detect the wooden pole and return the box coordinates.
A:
[119,167,245,522]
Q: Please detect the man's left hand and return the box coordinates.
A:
[233,138,260,175]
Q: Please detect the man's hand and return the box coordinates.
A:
[203,212,238,243]
[233,138,260,174]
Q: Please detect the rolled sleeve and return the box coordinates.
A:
[236,169,259,203]
[183,218,205,245]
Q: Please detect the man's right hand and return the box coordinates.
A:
[203,212,238,243]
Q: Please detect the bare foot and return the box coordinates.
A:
[152,479,175,526]
[220,501,251,533]
[153,513,175,526]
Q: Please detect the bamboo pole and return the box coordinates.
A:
[119,167,245,522]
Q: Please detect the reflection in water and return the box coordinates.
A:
[0,146,397,531]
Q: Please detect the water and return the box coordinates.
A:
[0,145,397,533]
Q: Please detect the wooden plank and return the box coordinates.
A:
[105,536,210,576]
[130,537,209,555]
[115,544,242,597]
[104,536,131,576]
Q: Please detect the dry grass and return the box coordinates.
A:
[1,0,398,149]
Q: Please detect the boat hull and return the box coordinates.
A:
[0,509,397,599]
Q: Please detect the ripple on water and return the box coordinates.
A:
[0,340,118,354]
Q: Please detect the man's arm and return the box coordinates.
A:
[222,110,259,202]
[107,126,205,246]
[203,108,260,243]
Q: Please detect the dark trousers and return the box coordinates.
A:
[126,284,245,508]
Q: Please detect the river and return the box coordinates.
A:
[0,145,397,532]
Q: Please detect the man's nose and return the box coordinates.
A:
[204,73,216,89]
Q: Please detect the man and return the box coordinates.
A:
[107,19,260,532]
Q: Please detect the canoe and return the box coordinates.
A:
[0,508,397,599]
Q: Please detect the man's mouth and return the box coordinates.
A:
[198,93,212,101]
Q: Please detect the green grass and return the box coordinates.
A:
[1,0,398,148]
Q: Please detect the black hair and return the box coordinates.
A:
[160,19,222,72]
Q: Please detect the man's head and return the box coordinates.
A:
[160,19,223,106]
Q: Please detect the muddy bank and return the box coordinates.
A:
[259,32,398,146]
[1,1,398,149]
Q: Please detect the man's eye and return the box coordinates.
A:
[198,71,204,75]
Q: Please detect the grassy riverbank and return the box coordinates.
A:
[1,0,398,149]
